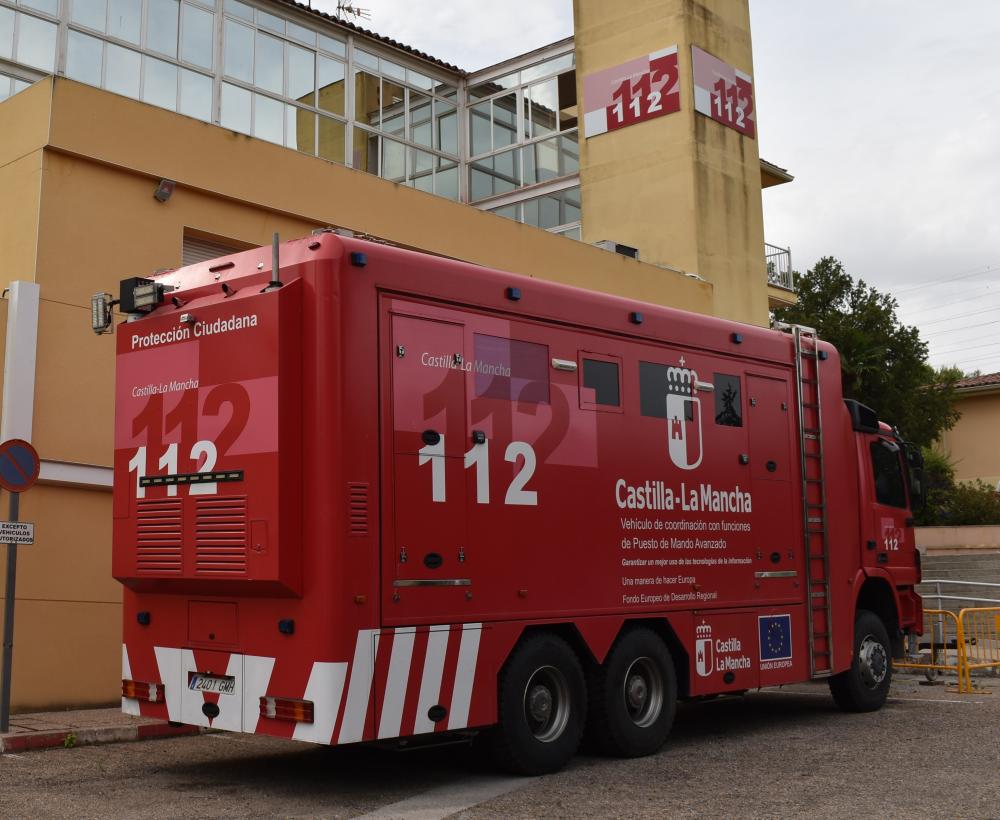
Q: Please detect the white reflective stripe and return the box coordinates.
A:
[412,627,449,735]
[121,644,140,716]
[293,661,349,744]
[338,629,380,744]
[447,624,482,730]
[377,628,416,739]
[153,646,184,723]
[242,655,276,734]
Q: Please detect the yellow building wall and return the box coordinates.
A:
[939,391,1000,488]
[1,76,719,710]
[574,0,768,326]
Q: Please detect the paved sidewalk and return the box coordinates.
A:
[0,707,200,754]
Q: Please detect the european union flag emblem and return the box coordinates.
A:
[759,614,792,661]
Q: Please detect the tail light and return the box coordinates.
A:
[122,679,164,703]
[259,696,314,723]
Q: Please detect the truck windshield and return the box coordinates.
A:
[870,439,907,508]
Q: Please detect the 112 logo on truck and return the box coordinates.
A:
[103,234,924,775]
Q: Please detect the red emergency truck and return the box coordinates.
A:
[107,233,923,774]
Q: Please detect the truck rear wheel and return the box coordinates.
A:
[587,628,677,757]
[829,609,892,712]
[489,633,586,775]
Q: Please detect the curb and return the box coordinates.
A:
[0,722,202,754]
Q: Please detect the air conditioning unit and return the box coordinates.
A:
[595,240,640,260]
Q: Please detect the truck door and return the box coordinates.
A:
[746,374,800,602]
[387,314,470,620]
[866,436,916,574]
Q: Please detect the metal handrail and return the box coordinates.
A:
[919,579,1000,606]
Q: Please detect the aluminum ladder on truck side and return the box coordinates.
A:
[779,322,834,678]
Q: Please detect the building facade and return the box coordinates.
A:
[0,0,792,709]
[938,373,1000,491]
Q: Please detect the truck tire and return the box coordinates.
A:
[828,609,892,712]
[488,633,586,775]
[587,628,677,757]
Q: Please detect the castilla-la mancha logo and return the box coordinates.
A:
[665,359,703,471]
[695,621,713,677]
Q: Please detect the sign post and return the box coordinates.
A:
[0,438,40,733]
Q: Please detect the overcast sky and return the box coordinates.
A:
[313,0,1000,375]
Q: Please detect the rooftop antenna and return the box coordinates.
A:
[336,2,372,21]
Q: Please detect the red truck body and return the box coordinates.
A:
[113,234,921,766]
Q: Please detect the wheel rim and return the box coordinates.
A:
[858,634,888,689]
[622,656,663,728]
[522,665,571,743]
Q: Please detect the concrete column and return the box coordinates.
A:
[573,0,768,326]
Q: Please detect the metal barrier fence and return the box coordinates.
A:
[896,604,1000,692]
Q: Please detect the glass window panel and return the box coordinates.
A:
[381,58,404,81]
[66,30,103,87]
[109,0,141,44]
[21,0,59,15]
[531,136,560,183]
[286,20,315,46]
[433,81,456,99]
[493,92,517,149]
[406,69,432,90]
[381,79,405,136]
[409,146,433,175]
[72,0,108,32]
[521,53,573,84]
[469,168,492,202]
[147,0,179,59]
[353,69,379,126]
[412,173,433,194]
[288,45,315,105]
[435,164,459,201]
[224,0,253,22]
[470,101,491,156]
[0,9,13,61]
[469,72,517,98]
[0,80,9,104]
[436,101,457,155]
[409,91,431,147]
[562,187,581,223]
[253,92,283,145]
[16,14,56,71]
[285,105,315,153]
[181,4,214,69]
[528,78,558,138]
[317,56,345,115]
[105,43,141,98]
[318,115,345,164]
[382,137,405,183]
[319,34,345,57]
[142,56,177,111]
[558,226,581,241]
[254,32,283,94]
[354,49,378,71]
[583,359,620,407]
[220,81,251,133]
[179,68,211,121]
[490,204,519,221]
[352,127,377,174]
[561,133,579,175]
[12,78,29,94]
[256,9,284,34]
[223,20,253,82]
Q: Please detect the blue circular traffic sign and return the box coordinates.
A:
[0,439,40,493]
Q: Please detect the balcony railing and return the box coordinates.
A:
[765,243,793,291]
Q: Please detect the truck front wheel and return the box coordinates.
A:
[488,633,586,775]
[828,609,892,712]
[587,628,677,757]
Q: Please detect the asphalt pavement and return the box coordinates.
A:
[1,673,997,819]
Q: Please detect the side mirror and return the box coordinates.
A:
[903,444,926,512]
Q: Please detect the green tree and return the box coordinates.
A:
[774,256,960,447]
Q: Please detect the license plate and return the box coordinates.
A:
[188,673,236,695]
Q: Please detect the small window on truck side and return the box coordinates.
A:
[713,373,742,427]
[870,439,907,508]
[579,354,621,411]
